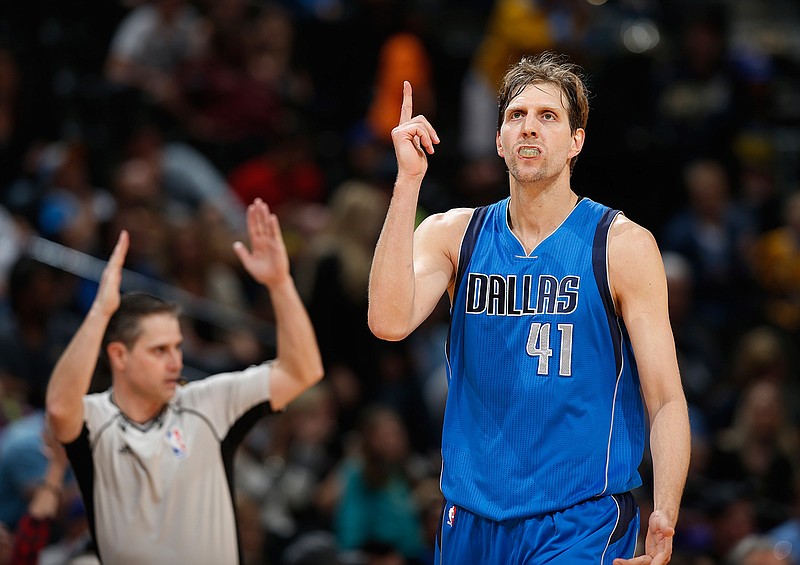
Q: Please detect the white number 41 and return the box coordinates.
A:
[526,322,573,376]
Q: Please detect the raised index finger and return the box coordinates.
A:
[399,80,413,124]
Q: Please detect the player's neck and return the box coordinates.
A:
[507,184,578,253]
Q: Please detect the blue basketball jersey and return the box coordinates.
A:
[443,197,645,520]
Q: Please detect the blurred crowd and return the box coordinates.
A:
[1,0,800,563]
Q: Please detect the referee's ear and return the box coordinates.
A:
[107,342,127,373]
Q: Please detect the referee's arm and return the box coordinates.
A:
[47,231,129,443]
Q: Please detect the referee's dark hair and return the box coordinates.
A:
[99,292,180,372]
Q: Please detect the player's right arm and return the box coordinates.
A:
[369,205,469,341]
[46,231,129,443]
[367,81,459,341]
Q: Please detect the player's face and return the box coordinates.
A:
[496,82,584,186]
[119,313,184,405]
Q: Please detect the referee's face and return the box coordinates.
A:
[117,313,184,406]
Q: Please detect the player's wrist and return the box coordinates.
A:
[652,507,679,529]
[395,170,426,188]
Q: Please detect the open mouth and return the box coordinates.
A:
[519,147,541,157]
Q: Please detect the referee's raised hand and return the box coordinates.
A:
[233,198,291,290]
[91,230,129,317]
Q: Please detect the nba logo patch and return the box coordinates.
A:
[166,427,189,459]
[446,504,457,527]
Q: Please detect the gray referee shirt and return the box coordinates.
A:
[65,363,273,564]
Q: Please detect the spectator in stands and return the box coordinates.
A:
[706,379,798,530]
[300,181,389,432]
[105,0,204,116]
[661,158,757,342]
[728,534,791,565]
[9,427,89,565]
[0,257,80,420]
[0,412,49,531]
[331,405,426,561]
[751,191,800,335]
[236,383,341,563]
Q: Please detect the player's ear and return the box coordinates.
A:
[569,128,585,158]
[496,131,504,158]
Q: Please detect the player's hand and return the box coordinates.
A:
[92,230,129,317]
[233,198,290,289]
[613,511,675,565]
[391,81,439,179]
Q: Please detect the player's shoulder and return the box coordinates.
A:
[608,213,664,284]
[609,213,658,250]
[422,206,476,223]
[418,207,479,237]
[415,207,482,263]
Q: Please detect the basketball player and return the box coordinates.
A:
[45,198,323,564]
[368,53,691,564]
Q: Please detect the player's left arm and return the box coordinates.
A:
[608,215,691,565]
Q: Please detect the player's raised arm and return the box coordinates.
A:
[46,231,129,443]
[368,81,452,341]
[233,199,323,410]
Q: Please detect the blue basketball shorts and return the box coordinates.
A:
[435,492,639,564]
